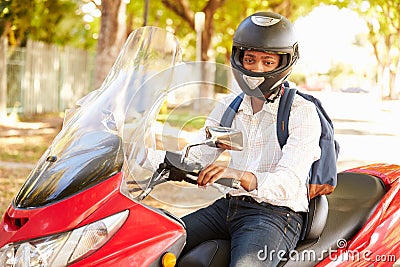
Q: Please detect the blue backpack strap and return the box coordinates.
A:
[220,92,244,127]
[277,86,297,148]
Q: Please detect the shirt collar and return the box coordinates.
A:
[238,94,281,115]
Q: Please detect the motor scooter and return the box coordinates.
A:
[0,26,399,267]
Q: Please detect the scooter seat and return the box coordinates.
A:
[300,194,329,241]
[283,172,386,266]
[178,239,230,267]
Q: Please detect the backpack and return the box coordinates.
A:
[220,82,339,199]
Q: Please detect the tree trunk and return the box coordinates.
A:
[94,0,127,89]
[161,0,225,62]
[161,0,226,114]
[389,69,398,100]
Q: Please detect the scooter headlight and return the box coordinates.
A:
[0,233,69,266]
[0,210,129,266]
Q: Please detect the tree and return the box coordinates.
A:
[152,0,324,101]
[359,0,399,99]
[0,0,94,48]
[93,0,127,88]
[323,0,399,99]
[212,0,319,63]
[161,0,226,62]
[156,0,321,65]
[0,0,35,46]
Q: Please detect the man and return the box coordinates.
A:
[180,11,321,266]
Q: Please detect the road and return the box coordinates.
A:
[314,91,400,172]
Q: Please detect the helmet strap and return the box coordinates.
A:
[265,85,283,103]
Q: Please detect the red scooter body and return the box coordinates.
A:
[317,164,400,266]
[0,26,399,266]
[1,172,186,266]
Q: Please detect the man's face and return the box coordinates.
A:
[242,50,280,72]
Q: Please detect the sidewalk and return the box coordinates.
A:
[319,93,400,171]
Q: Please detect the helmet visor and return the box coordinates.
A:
[234,47,291,77]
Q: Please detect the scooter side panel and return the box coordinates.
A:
[317,165,400,266]
[0,172,126,246]
[345,163,400,186]
[70,200,186,266]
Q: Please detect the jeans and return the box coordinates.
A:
[181,197,303,267]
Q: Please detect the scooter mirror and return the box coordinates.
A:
[205,126,243,151]
[181,126,243,163]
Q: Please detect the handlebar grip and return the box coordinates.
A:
[216,178,240,189]
[186,175,240,189]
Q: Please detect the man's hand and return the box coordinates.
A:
[197,164,257,191]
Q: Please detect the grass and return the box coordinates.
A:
[0,136,50,215]
[157,113,206,131]
[0,168,32,215]
[157,105,208,131]
[0,135,52,163]
[0,114,60,216]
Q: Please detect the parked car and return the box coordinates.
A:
[341,87,369,93]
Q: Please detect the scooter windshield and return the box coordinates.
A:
[14,27,183,208]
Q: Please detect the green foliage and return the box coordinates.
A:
[4,0,397,97]
[1,0,326,57]
[339,0,399,98]
[157,110,206,131]
[127,1,195,60]
[0,0,98,49]
[126,0,323,62]
[289,72,306,86]
[1,0,34,45]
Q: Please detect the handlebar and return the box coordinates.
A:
[214,178,240,188]
[185,174,239,189]
[160,151,240,189]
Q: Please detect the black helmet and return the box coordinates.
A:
[230,11,299,99]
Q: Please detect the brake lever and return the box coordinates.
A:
[135,168,169,200]
[163,151,202,181]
